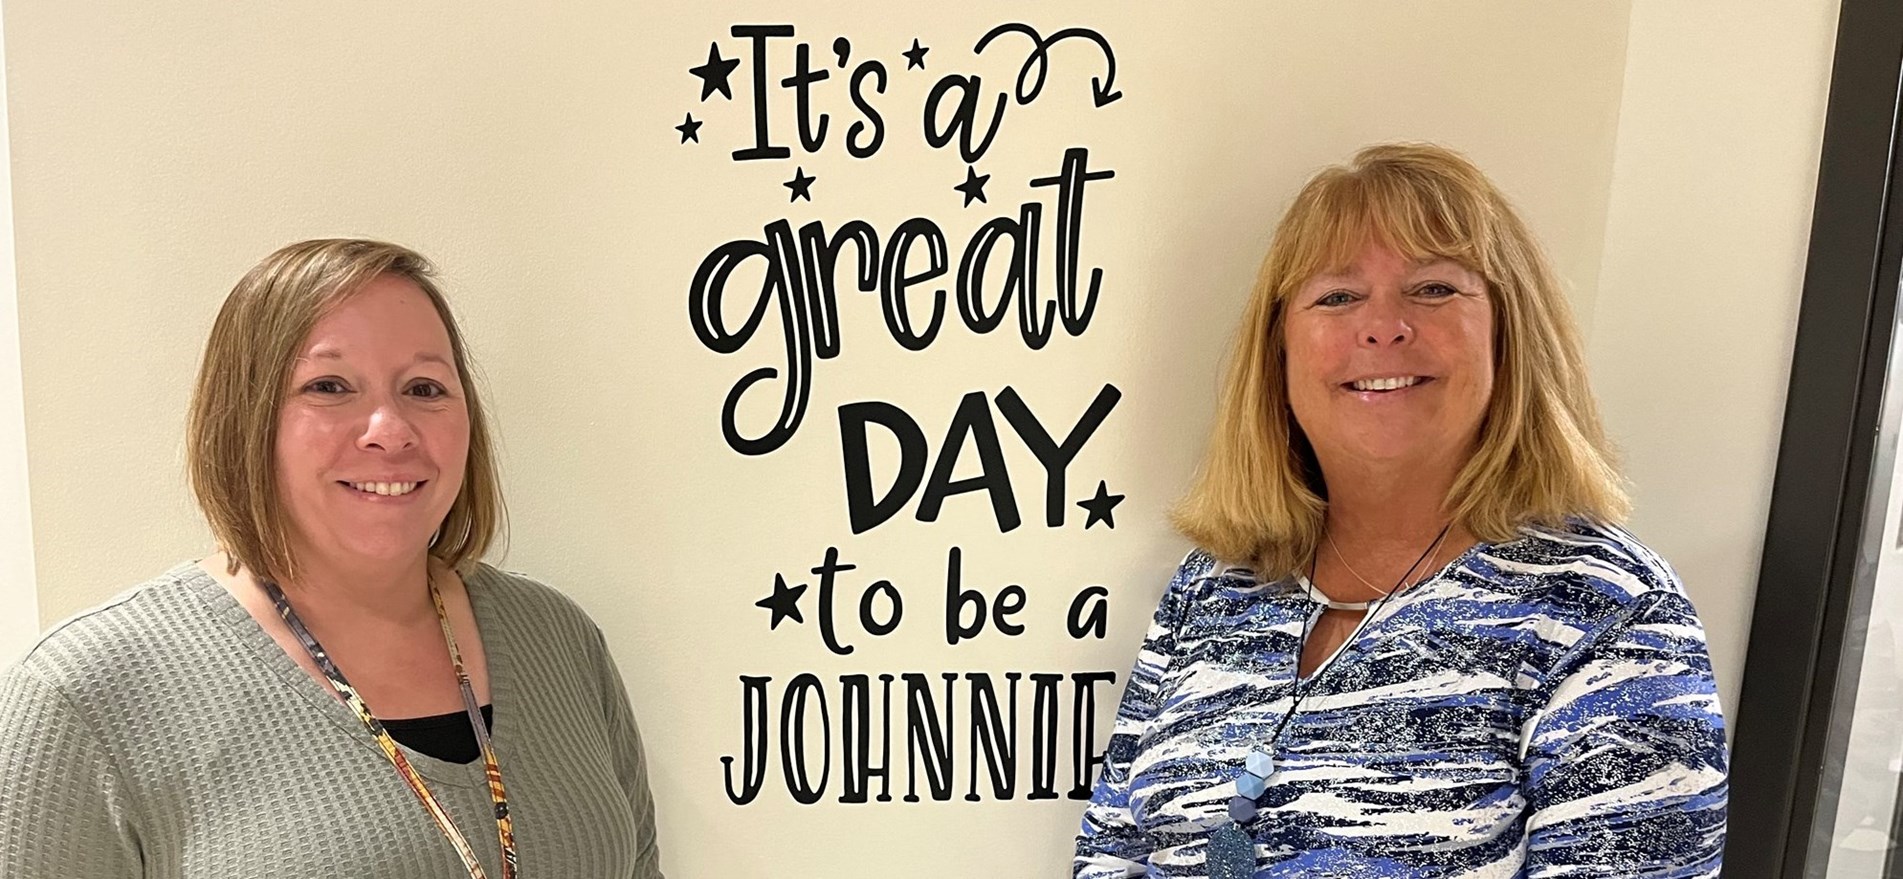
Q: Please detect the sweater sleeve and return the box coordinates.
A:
[1073,552,1204,878]
[0,663,143,878]
[594,630,665,879]
[1521,590,1729,877]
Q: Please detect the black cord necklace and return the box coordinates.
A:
[1206,521,1454,879]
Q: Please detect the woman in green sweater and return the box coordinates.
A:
[0,239,664,878]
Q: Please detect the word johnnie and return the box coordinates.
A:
[720,670,1118,806]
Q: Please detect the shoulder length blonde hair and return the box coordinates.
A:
[186,238,505,583]
[1171,143,1628,579]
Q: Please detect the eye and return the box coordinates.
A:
[304,378,349,395]
[1415,282,1459,299]
[407,380,451,400]
[1316,289,1356,307]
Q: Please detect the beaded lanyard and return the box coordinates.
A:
[262,575,519,879]
[1205,524,1450,879]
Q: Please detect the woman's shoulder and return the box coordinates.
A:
[1162,548,1260,595]
[1484,517,1683,593]
[1144,548,1278,628]
[1468,517,1697,634]
[7,562,222,706]
[462,562,607,641]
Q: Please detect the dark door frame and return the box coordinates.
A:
[1729,0,1903,876]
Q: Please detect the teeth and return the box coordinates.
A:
[1351,376,1423,392]
[348,481,419,496]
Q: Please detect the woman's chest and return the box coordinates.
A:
[149,714,638,878]
[129,640,637,876]
[1129,595,1540,849]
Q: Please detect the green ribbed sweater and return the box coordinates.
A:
[0,562,664,878]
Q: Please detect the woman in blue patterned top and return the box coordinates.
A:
[1074,143,1728,878]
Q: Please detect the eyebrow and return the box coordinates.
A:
[304,348,453,368]
[1310,258,1470,284]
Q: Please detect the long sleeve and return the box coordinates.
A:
[1521,589,1729,877]
[595,629,665,879]
[0,663,143,879]
[1074,553,1203,878]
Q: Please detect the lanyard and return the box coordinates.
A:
[262,574,519,879]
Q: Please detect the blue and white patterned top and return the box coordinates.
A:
[1075,518,1728,878]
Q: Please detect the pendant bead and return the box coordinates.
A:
[1208,821,1257,879]
[1227,795,1258,823]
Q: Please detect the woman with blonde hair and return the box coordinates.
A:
[1074,144,1727,877]
[0,239,662,878]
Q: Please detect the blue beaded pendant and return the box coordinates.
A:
[1227,794,1258,823]
[1246,749,1276,778]
[1208,821,1257,879]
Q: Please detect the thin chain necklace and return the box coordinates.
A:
[1325,530,1388,593]
[1205,522,1452,879]
[1326,525,1462,594]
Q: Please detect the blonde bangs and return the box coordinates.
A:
[1268,163,1501,311]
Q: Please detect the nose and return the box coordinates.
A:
[1357,293,1414,348]
[357,402,419,452]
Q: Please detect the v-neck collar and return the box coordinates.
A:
[176,560,512,789]
[1283,536,1492,687]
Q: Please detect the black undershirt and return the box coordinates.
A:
[378,704,493,764]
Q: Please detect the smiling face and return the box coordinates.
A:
[1282,240,1494,476]
[275,274,469,572]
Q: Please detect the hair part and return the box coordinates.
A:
[186,238,505,584]
[1170,142,1629,579]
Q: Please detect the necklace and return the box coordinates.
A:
[1316,528,1451,610]
[1205,522,1452,879]
[261,573,518,879]
[1325,530,1387,594]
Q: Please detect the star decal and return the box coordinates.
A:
[754,573,808,630]
[676,112,702,144]
[955,165,990,207]
[1077,480,1126,530]
[903,38,929,70]
[689,42,741,101]
[784,166,816,202]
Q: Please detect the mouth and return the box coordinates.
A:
[1341,376,1433,395]
[338,480,427,498]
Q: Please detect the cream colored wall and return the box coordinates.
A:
[1,0,1831,874]
[6,2,1632,627]
[1588,0,1840,720]
[0,6,38,665]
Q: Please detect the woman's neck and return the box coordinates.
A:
[265,550,438,629]
[1312,451,1474,602]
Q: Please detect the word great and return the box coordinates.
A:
[688,148,1113,456]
